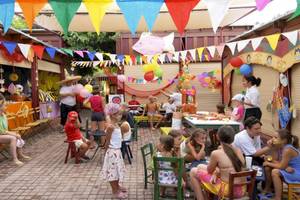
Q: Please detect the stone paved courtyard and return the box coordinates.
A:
[0,122,160,200]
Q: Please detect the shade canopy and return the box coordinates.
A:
[12,0,256,33]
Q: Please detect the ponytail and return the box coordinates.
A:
[244,75,261,87]
[278,129,299,149]
[292,135,299,149]
[222,143,243,172]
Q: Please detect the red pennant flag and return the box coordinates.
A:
[165,0,200,35]
[130,55,136,64]
[32,45,45,59]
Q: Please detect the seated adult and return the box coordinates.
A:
[162,97,176,122]
[120,112,132,142]
[128,95,141,114]
[233,116,272,165]
[190,126,246,199]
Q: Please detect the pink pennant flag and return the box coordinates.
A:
[74,50,84,58]
[216,45,225,57]
[256,0,271,11]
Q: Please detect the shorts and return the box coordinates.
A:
[91,112,105,122]
[165,113,173,121]
[73,139,84,149]
[147,112,157,116]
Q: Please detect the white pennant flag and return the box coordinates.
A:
[251,37,264,50]
[226,42,237,55]
[95,52,103,61]
[173,52,180,62]
[93,61,101,67]
[204,0,230,33]
[18,43,31,58]
[216,45,225,57]
[189,49,196,61]
[109,54,116,64]
[147,55,153,63]
[237,39,250,52]
[282,30,298,46]
[207,46,216,57]
[180,50,188,61]
[158,53,166,64]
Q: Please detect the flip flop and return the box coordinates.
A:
[112,192,128,199]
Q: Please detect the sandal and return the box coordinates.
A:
[119,186,127,192]
[112,191,128,199]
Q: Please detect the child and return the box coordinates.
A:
[83,88,106,149]
[64,111,91,161]
[225,106,233,117]
[0,95,31,166]
[128,95,141,114]
[100,103,127,199]
[216,103,225,115]
[263,129,300,200]
[143,96,163,131]
[168,129,184,157]
[120,112,132,142]
[231,94,245,122]
[162,97,176,122]
[180,129,207,163]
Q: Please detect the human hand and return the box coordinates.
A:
[16,134,21,139]
[263,161,270,167]
[267,139,273,147]
[285,167,295,173]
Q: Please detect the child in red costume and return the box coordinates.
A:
[64,111,91,160]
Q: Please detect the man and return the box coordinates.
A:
[128,95,141,115]
[233,116,272,165]
[161,88,182,107]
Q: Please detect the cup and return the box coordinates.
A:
[245,156,253,169]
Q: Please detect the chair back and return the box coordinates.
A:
[5,113,17,130]
[141,143,154,169]
[153,156,184,200]
[228,170,257,200]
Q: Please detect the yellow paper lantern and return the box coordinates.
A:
[84,84,93,93]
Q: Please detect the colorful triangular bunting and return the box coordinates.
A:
[282,30,298,46]
[32,45,45,59]
[0,0,15,33]
[45,47,56,59]
[18,43,31,58]
[266,34,280,51]
[2,41,17,55]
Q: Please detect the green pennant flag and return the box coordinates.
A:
[289,0,300,20]
[49,0,81,33]
[61,48,74,56]
[136,55,141,64]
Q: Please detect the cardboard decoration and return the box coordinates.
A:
[279,73,288,87]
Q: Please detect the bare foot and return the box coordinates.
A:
[119,185,127,192]
[151,127,156,131]
[19,155,32,161]
[13,160,24,166]
[112,191,128,199]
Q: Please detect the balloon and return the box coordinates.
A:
[144,71,154,81]
[73,84,84,94]
[143,63,159,73]
[117,75,126,82]
[154,68,163,77]
[234,69,241,75]
[230,57,244,68]
[204,77,211,83]
[239,64,252,76]
[84,84,93,93]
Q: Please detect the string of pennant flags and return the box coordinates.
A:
[0,29,299,65]
[0,1,282,35]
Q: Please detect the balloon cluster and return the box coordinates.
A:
[197,71,221,89]
[181,87,196,96]
[229,57,252,76]
[143,63,163,82]
[73,83,93,103]
[178,64,195,90]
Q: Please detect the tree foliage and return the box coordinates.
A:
[63,32,117,53]
[11,16,27,30]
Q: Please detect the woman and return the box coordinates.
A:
[84,87,106,148]
[242,75,262,120]
[263,129,300,200]
[190,126,246,199]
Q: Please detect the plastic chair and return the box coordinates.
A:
[153,156,184,200]
[141,143,154,189]
[64,140,80,164]
[226,170,257,200]
[121,140,133,164]
[284,182,300,200]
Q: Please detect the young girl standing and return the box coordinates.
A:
[100,103,127,199]
[263,129,300,200]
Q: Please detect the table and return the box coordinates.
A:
[183,117,241,133]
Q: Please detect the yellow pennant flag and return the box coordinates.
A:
[266,34,280,51]
[83,0,113,34]
[152,54,159,63]
[17,0,48,31]
[124,55,131,65]
[197,47,204,62]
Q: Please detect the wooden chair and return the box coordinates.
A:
[6,113,30,137]
[64,140,80,164]
[121,140,133,165]
[141,143,154,189]
[227,170,257,200]
[25,108,43,128]
[284,182,300,200]
[153,156,184,200]
[0,144,9,159]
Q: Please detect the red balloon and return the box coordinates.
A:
[144,71,154,82]
[230,57,244,68]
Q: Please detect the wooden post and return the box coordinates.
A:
[59,62,65,80]
[31,56,39,108]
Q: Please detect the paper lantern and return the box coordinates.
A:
[144,71,154,81]
[84,84,93,93]
[230,57,244,68]
[117,75,126,82]
[239,64,252,76]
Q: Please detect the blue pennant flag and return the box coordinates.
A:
[2,41,17,55]
[116,0,143,34]
[143,0,163,31]
[117,54,125,62]
[0,0,15,33]
[45,47,56,59]
[87,51,96,61]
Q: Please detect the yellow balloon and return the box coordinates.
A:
[143,63,160,73]
[84,84,93,93]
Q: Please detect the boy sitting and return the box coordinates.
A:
[64,111,91,161]
[143,96,163,131]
